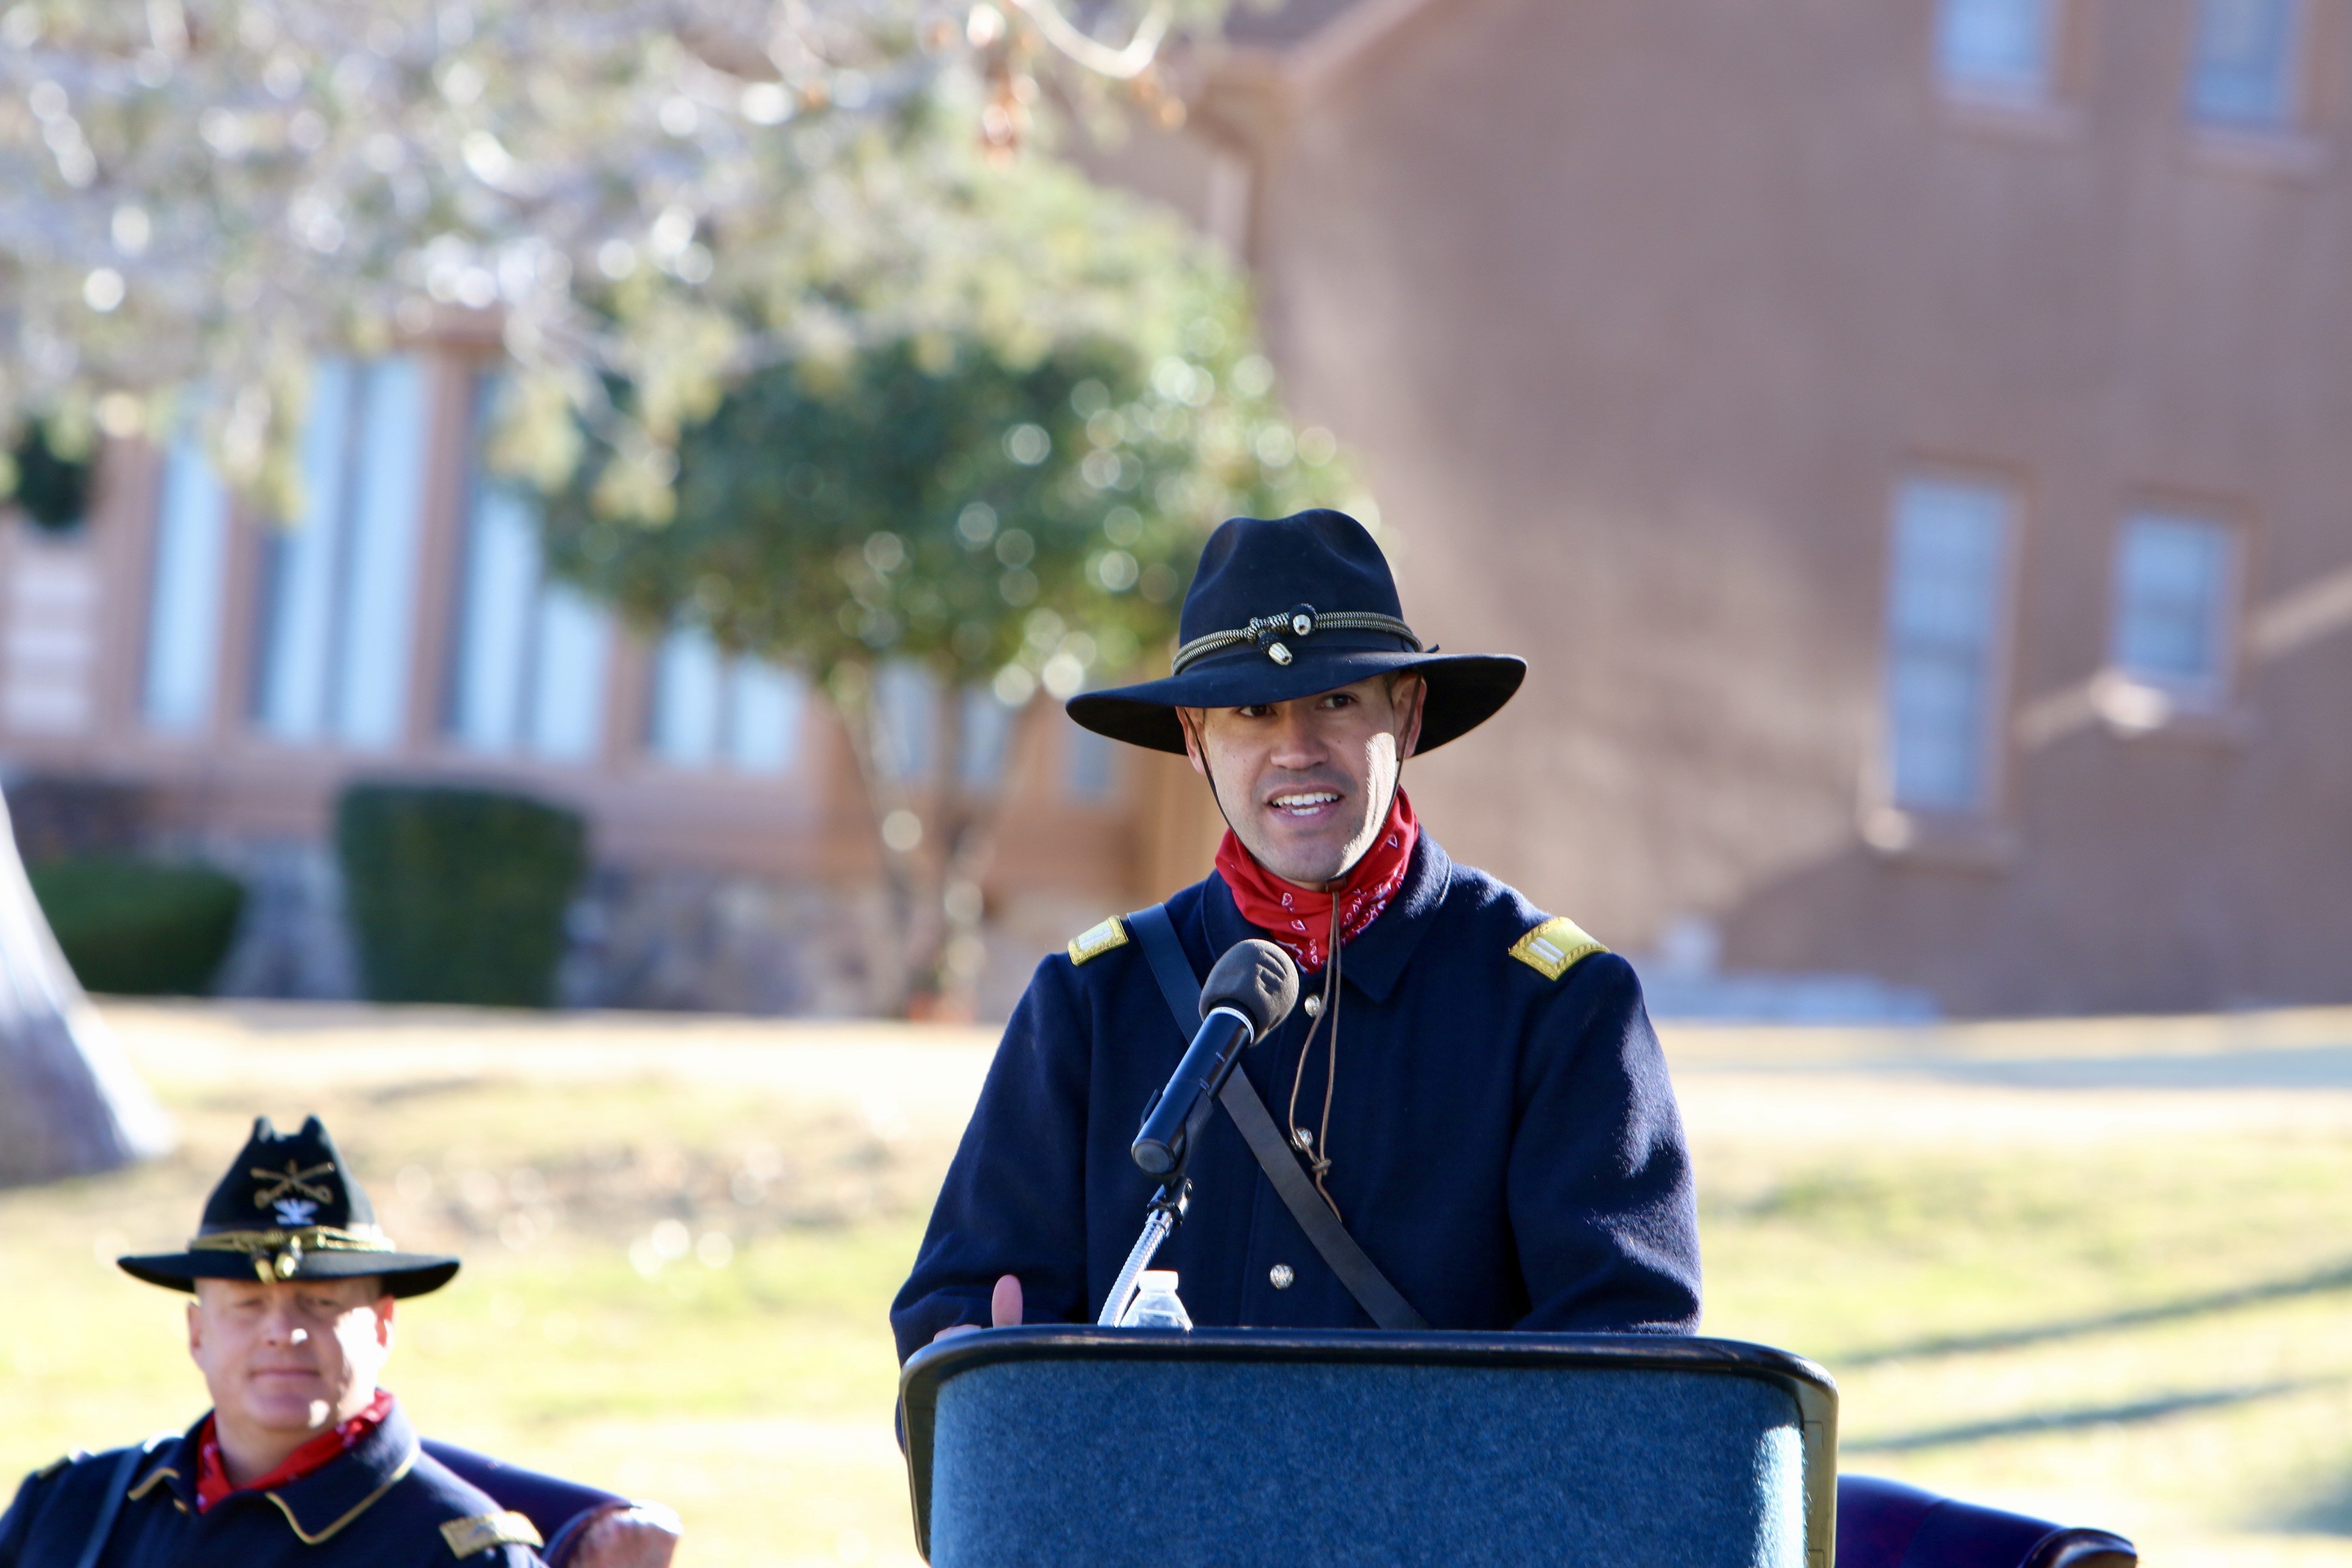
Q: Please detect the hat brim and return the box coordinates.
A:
[118,1251,461,1298]
[1068,651,1526,756]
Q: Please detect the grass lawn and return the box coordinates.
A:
[5,1000,2350,1565]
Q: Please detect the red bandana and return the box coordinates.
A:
[194,1389,395,1511]
[1216,790,1419,971]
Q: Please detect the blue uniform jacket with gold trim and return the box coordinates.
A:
[0,1400,544,1567]
[890,834,1701,1360]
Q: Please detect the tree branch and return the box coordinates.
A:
[1003,0,1171,79]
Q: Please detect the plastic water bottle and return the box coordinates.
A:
[1118,1269,1193,1329]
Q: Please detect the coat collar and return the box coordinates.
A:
[1203,832,1452,1005]
[263,1396,419,1543]
[123,1427,194,1511]
[148,1400,419,1542]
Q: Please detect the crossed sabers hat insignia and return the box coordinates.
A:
[252,1161,337,1210]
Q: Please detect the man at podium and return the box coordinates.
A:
[892,510,1700,1358]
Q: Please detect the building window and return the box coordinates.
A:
[2188,0,2302,129]
[872,660,936,784]
[1938,0,2057,101]
[1066,722,1116,802]
[448,379,612,764]
[646,625,806,776]
[1882,478,2015,814]
[958,685,1017,792]
[143,435,231,734]
[2110,513,2237,699]
[252,357,429,749]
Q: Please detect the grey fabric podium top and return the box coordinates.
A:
[899,1329,1837,1568]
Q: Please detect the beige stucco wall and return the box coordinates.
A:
[1115,0,2352,1012]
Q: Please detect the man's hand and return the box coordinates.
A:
[565,1505,683,1568]
[931,1275,1023,1343]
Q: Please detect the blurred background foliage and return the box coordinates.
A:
[5,418,91,531]
[24,858,243,995]
[0,0,1356,1012]
[0,0,1273,520]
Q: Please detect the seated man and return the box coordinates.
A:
[892,509,1701,1353]
[3,1116,550,1565]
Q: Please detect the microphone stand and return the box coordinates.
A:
[1097,1174,1190,1326]
[1098,936,1298,1325]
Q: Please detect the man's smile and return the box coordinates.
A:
[1270,789,1344,819]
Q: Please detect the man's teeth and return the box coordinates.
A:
[1273,792,1339,812]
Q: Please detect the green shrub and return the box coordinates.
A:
[10,418,92,532]
[26,858,246,995]
[335,783,587,1008]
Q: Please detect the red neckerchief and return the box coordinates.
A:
[1216,790,1418,971]
[194,1389,395,1511]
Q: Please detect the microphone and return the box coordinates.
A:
[1131,939,1301,1179]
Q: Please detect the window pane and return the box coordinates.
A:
[527,582,611,763]
[1939,0,2053,98]
[1884,479,2012,813]
[2112,513,2233,690]
[450,484,540,754]
[1066,723,1115,803]
[959,685,1014,792]
[2189,0,2299,127]
[1890,655,1987,808]
[874,660,936,783]
[143,435,231,734]
[728,659,805,776]
[333,357,428,749]
[255,358,355,741]
[651,625,724,767]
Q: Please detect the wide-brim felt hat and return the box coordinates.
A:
[119,1115,460,1297]
[1068,509,1524,754]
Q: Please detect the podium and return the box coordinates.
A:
[899,1328,1837,1568]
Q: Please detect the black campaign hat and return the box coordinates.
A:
[118,1115,459,1297]
[1067,509,1525,754]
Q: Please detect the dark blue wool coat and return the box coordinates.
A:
[0,1400,544,1567]
[890,835,1702,1362]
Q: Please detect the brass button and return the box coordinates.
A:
[1269,1264,1295,1289]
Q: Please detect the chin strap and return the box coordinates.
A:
[1284,888,1346,1217]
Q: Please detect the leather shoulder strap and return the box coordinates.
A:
[74,1442,149,1568]
[1125,903,1203,1036]
[1124,905,1429,1331]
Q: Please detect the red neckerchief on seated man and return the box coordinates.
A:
[193,1388,395,1511]
[1212,788,1419,1218]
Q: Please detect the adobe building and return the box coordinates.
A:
[6,0,2349,1016]
[1097,0,2352,1014]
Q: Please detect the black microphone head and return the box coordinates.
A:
[1201,939,1300,1041]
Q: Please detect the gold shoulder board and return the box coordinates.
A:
[34,1452,81,1482]
[1509,917,1607,981]
[1067,917,1130,966]
[442,1511,544,1559]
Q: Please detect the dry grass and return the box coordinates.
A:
[3,1000,2349,1565]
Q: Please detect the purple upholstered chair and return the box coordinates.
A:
[1838,1475,2135,1568]
[423,1441,681,1568]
